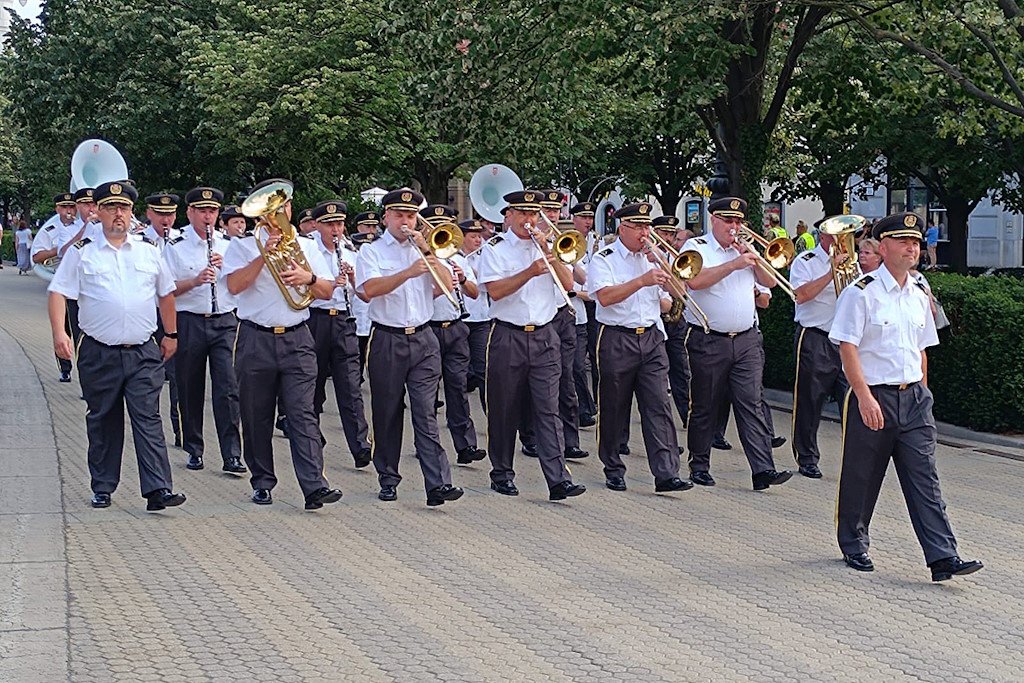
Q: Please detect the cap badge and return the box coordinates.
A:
[904,215,916,227]
[730,200,740,210]
[548,192,558,201]
[327,204,337,214]
[160,197,170,204]
[86,190,93,198]
[202,190,213,200]
[110,183,122,195]
[639,204,649,214]
[524,192,535,202]
[434,207,444,216]
[369,213,377,220]
[401,191,413,202]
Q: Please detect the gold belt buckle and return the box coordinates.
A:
[404,327,415,335]
[899,383,909,390]
[442,321,451,328]
[524,324,535,332]
[273,326,286,334]
[635,327,645,335]
[727,331,738,338]
[329,309,339,316]
[204,313,212,318]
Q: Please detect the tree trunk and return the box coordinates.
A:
[944,196,971,275]
[819,179,846,217]
[412,158,454,206]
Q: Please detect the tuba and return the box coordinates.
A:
[241,179,314,310]
[818,215,865,295]
[469,164,523,223]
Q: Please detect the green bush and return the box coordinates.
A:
[759,271,1024,434]
[0,229,17,264]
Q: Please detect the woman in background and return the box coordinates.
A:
[15,221,32,274]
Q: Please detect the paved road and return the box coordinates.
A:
[1,266,1022,683]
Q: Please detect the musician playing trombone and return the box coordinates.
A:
[681,197,793,491]
[354,188,464,508]
[587,203,693,494]
[477,190,586,501]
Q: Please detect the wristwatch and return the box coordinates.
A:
[165,332,178,339]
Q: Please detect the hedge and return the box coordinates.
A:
[759,271,1024,435]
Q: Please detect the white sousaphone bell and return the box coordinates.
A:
[468,163,524,223]
[35,139,129,281]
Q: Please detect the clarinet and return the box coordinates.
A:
[206,223,219,314]
[332,236,356,321]
[448,257,470,320]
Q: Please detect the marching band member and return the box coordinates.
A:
[223,178,343,511]
[477,190,586,501]
[789,227,852,478]
[459,219,490,412]
[587,203,692,493]
[47,181,186,512]
[651,216,691,427]
[163,187,246,475]
[420,205,487,465]
[297,208,316,236]
[33,193,79,382]
[355,188,464,507]
[350,211,380,376]
[57,188,100,369]
[570,201,599,425]
[831,213,982,581]
[681,197,793,491]
[308,201,372,469]
[219,205,247,238]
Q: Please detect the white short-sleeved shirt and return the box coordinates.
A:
[141,224,181,250]
[789,244,852,332]
[588,239,664,330]
[355,229,435,328]
[478,231,560,326]
[58,219,103,253]
[462,250,490,323]
[163,225,237,314]
[31,220,63,259]
[222,231,331,327]
[431,253,476,321]
[829,265,939,386]
[309,232,357,312]
[48,233,175,345]
[682,234,758,333]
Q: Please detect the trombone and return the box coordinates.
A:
[537,212,587,265]
[401,214,462,309]
[647,231,710,333]
[733,224,798,301]
[525,218,575,308]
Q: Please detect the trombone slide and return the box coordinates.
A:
[405,219,459,308]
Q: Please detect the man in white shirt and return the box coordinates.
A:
[47,181,185,512]
[460,219,490,412]
[477,190,586,501]
[164,186,245,475]
[570,201,599,426]
[350,211,380,377]
[34,193,79,382]
[223,178,342,511]
[355,188,463,507]
[307,201,372,469]
[682,197,793,491]
[831,213,982,582]
[587,203,692,494]
[57,188,100,361]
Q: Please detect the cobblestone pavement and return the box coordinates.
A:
[2,267,1023,682]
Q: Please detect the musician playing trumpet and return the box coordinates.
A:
[587,203,693,494]
[680,197,793,491]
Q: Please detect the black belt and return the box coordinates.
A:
[694,325,754,338]
[179,311,234,319]
[494,319,550,333]
[239,319,306,335]
[874,381,920,391]
[309,308,350,317]
[85,334,151,349]
[800,324,831,337]
[429,320,462,329]
[606,324,655,335]
[372,322,430,335]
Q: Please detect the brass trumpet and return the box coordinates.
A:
[818,215,865,295]
[241,179,314,311]
[647,231,710,333]
[734,224,798,301]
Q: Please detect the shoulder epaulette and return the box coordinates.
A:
[167,235,186,245]
[73,238,91,249]
[913,280,928,293]
[487,234,504,247]
[139,235,157,246]
[597,247,614,258]
[801,251,817,260]
[44,224,56,232]
[854,275,875,290]
[691,237,707,245]
[299,232,313,240]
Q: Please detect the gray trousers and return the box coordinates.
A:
[596,326,679,482]
[431,320,477,452]
[837,383,957,565]
[686,326,775,475]
[77,335,174,497]
[175,312,241,462]
[308,310,370,457]
[574,323,596,417]
[234,322,328,497]
[665,319,691,424]
[366,324,452,492]
[791,326,849,467]
[521,305,581,449]
[486,321,571,488]
[467,321,489,412]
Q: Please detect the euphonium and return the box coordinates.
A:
[241,179,314,311]
[818,215,865,295]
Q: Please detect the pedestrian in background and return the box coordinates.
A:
[15,221,32,274]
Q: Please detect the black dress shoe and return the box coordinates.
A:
[655,477,694,493]
[305,487,343,510]
[275,415,289,437]
[844,552,874,572]
[186,454,204,470]
[426,484,464,507]
[752,469,793,491]
[222,457,247,474]
[711,436,732,450]
[457,446,487,464]
[564,446,589,460]
[606,477,627,491]
[771,436,787,449]
[146,489,186,511]
[549,481,586,501]
[378,485,398,502]
[521,444,538,458]
[798,463,823,479]
[691,471,716,487]
[91,492,111,508]
[929,556,984,582]
[59,370,72,383]
[354,448,372,469]
[490,480,519,496]
[252,488,272,505]
[579,413,596,427]
[618,443,630,455]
